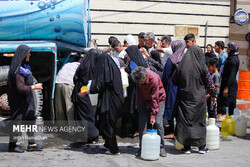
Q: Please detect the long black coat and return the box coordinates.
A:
[71,49,99,140]
[7,45,35,121]
[219,51,239,108]
[90,53,124,125]
[172,45,208,147]
[125,45,147,114]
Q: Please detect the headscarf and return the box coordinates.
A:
[8,45,31,87]
[71,49,98,103]
[73,49,98,85]
[125,45,147,67]
[206,44,215,54]
[150,50,162,64]
[169,40,186,66]
[125,45,147,74]
[205,44,216,65]
[227,42,240,56]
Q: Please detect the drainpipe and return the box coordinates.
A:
[204,21,208,53]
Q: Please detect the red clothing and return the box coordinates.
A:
[137,68,166,120]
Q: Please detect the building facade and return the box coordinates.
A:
[90,0,231,51]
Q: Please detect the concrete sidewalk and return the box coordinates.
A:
[0,128,250,167]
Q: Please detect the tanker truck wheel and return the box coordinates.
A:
[0,66,43,116]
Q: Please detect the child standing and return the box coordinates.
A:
[206,57,220,118]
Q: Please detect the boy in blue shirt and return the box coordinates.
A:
[214,41,227,74]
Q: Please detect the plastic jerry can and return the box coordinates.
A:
[206,118,220,150]
[235,117,247,137]
[221,116,235,136]
[141,129,161,160]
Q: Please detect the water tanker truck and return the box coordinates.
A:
[0,0,90,120]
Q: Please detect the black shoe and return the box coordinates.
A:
[199,147,209,154]
[160,148,167,157]
[105,150,120,155]
[135,148,141,157]
[181,148,191,154]
[27,144,43,152]
[8,147,24,153]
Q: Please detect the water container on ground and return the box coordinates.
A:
[141,129,160,160]
[235,118,247,137]
[206,118,220,150]
[234,111,247,137]
[233,108,241,121]
[221,116,235,136]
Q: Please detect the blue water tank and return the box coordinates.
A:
[0,0,88,47]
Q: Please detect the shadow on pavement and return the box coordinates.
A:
[64,143,139,156]
[0,143,8,152]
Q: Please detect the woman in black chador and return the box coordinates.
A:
[172,45,216,154]
[7,45,43,153]
[217,42,240,116]
[123,45,147,137]
[71,49,99,143]
[79,53,124,154]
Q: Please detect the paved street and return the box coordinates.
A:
[0,100,250,167]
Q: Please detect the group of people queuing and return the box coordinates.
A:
[77,32,239,156]
[7,31,240,157]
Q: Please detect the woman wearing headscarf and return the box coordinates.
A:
[121,45,147,137]
[78,53,124,154]
[125,45,148,74]
[162,40,186,139]
[172,45,216,154]
[217,42,240,118]
[7,45,43,153]
[205,44,216,66]
[71,49,99,143]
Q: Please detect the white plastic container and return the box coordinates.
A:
[141,129,160,160]
[120,67,129,88]
[233,108,241,121]
[87,80,98,106]
[120,68,129,97]
[206,118,220,150]
[235,117,247,137]
[35,116,44,148]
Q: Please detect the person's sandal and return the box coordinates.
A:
[133,132,139,137]
[164,133,174,139]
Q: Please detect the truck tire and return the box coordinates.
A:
[0,66,43,116]
[0,66,9,87]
